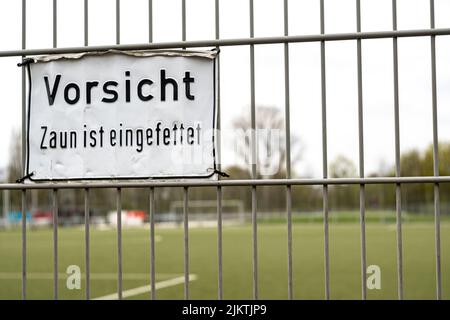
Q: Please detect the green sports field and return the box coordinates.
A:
[0,214,449,300]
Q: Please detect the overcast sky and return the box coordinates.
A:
[0,0,449,178]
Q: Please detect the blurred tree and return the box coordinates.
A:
[364,143,450,214]
[329,155,357,178]
[231,106,305,213]
[232,106,302,178]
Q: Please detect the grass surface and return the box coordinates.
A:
[0,218,449,299]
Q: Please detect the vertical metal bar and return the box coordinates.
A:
[21,190,26,300]
[21,3,26,180]
[392,0,403,300]
[148,0,155,302]
[182,0,186,42]
[359,194,367,300]
[84,0,88,47]
[249,3,256,177]
[283,0,293,301]
[215,0,223,301]
[249,0,258,301]
[84,188,90,300]
[251,184,258,300]
[429,0,441,300]
[217,186,223,300]
[116,0,120,45]
[395,184,403,298]
[181,0,189,301]
[286,187,293,297]
[356,0,367,301]
[52,0,58,301]
[183,187,189,300]
[282,0,290,180]
[21,0,27,301]
[83,0,90,301]
[117,187,122,300]
[53,0,57,48]
[148,0,153,43]
[52,189,58,300]
[320,0,330,301]
[149,187,156,300]
[214,0,220,57]
[115,0,123,301]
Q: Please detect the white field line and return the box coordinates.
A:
[0,272,181,280]
[94,274,198,300]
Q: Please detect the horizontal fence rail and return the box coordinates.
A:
[1,28,450,58]
[1,177,450,190]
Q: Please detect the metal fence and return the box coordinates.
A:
[0,0,449,300]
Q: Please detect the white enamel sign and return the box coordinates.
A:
[26,50,218,181]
